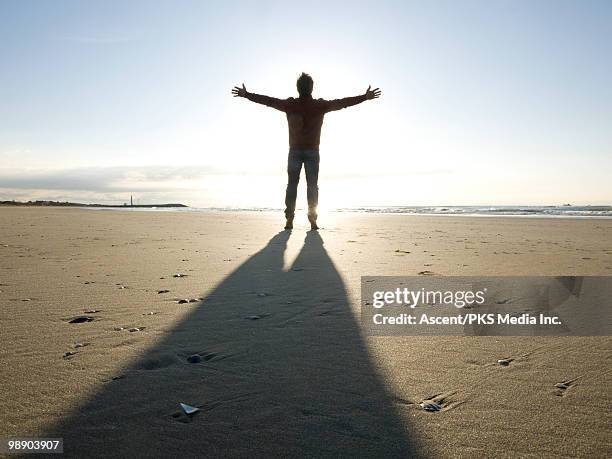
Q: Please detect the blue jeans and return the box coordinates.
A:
[285,148,319,219]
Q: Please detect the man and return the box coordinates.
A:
[232,73,381,230]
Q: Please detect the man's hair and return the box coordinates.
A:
[297,72,313,97]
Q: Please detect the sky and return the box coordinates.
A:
[1,0,611,208]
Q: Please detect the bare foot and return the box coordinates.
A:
[284,218,293,230]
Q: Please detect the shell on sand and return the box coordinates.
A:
[179,403,200,415]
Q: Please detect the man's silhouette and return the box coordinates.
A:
[232,73,381,230]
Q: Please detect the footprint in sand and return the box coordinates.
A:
[186,352,217,364]
[554,380,576,396]
[113,326,145,332]
[419,392,462,412]
[420,401,442,412]
[68,316,95,324]
[177,298,201,304]
[183,349,218,364]
[418,270,435,276]
[138,353,179,371]
[157,289,170,294]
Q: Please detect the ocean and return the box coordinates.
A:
[90,205,612,218]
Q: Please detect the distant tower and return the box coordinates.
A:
[130,195,133,206]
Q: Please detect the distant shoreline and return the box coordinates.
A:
[2,202,611,218]
[0,200,187,208]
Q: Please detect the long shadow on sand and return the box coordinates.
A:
[47,231,420,457]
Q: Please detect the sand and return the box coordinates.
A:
[0,207,610,457]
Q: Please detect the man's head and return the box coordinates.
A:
[297,72,313,97]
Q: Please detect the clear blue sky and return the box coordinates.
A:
[1,0,610,207]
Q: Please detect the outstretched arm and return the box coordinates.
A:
[324,85,382,112]
[232,83,288,112]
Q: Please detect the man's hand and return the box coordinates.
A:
[232,83,248,98]
[365,85,381,100]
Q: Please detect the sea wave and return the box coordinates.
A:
[88,205,612,218]
[334,206,612,217]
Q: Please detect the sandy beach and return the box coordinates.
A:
[0,207,610,457]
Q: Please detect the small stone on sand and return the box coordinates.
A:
[187,354,202,363]
[497,359,512,366]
